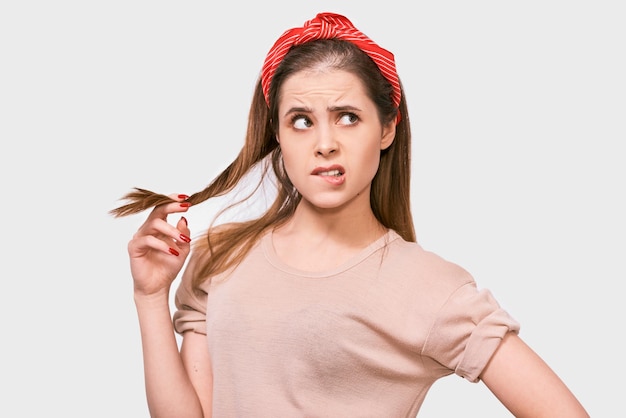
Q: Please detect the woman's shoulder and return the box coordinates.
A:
[386,230,475,289]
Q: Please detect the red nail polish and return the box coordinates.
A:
[178,194,189,200]
[179,234,191,243]
[169,248,180,256]
[180,202,191,208]
[181,216,188,226]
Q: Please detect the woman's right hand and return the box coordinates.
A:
[127,195,192,297]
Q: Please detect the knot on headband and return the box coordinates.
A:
[261,12,401,111]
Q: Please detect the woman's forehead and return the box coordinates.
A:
[279,69,368,105]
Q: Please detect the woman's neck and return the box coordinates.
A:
[270,199,388,272]
[294,197,384,237]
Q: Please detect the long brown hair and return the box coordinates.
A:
[110,39,415,288]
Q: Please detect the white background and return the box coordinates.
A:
[1,1,624,416]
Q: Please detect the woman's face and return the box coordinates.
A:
[276,69,395,212]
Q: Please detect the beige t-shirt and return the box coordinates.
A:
[174,230,520,417]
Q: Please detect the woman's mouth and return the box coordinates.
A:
[312,165,346,185]
[317,169,342,177]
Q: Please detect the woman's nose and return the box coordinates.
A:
[314,130,338,157]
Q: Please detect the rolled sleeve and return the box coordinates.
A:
[173,251,209,336]
[423,282,520,382]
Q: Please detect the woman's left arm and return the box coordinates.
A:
[480,332,589,418]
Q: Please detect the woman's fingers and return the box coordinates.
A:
[142,217,190,243]
[130,194,192,255]
[177,215,189,233]
[146,194,191,222]
[129,234,182,258]
[126,194,193,296]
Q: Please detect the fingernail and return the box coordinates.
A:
[179,234,191,243]
[180,202,191,208]
[169,248,180,256]
[178,194,189,200]
[181,216,188,226]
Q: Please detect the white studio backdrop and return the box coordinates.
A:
[1,1,623,417]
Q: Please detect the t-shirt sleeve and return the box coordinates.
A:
[172,251,209,336]
[422,281,520,383]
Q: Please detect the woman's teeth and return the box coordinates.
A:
[319,170,342,177]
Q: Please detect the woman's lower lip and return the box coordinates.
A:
[317,174,345,185]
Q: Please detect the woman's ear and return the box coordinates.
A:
[380,120,396,150]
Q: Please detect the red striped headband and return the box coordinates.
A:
[261,12,401,111]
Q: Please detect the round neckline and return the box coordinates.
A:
[261,229,400,278]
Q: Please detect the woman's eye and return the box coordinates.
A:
[338,113,359,125]
[292,115,312,130]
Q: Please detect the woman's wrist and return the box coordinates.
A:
[133,288,170,310]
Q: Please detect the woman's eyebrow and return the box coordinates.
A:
[283,106,312,117]
[327,105,362,113]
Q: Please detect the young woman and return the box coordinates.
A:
[111,12,589,417]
